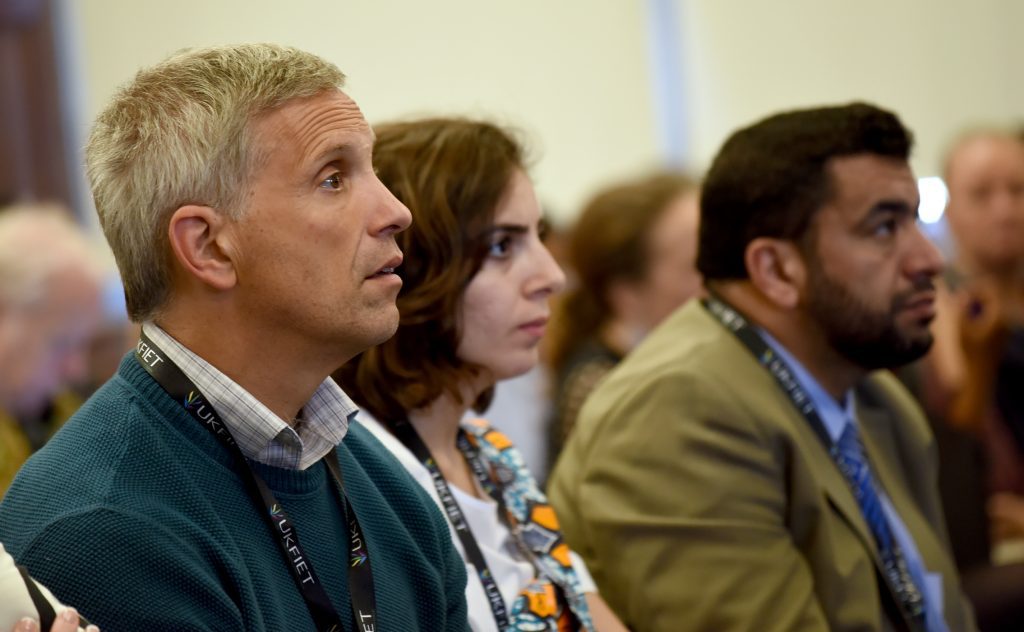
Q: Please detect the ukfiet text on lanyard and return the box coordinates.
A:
[135,331,377,632]
[702,296,927,632]
[390,419,511,630]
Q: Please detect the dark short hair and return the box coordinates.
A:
[333,118,525,424]
[697,102,913,280]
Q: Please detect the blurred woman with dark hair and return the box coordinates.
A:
[334,118,626,632]
[546,173,701,465]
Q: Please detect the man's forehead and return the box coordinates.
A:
[817,154,917,215]
[825,154,913,189]
[947,135,1024,182]
[251,89,373,155]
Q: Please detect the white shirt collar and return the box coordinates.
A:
[142,322,357,470]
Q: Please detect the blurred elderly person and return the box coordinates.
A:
[903,130,1024,630]
[545,173,700,465]
[0,205,103,495]
[922,130,1024,491]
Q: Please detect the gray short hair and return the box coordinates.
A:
[85,43,346,322]
[0,204,103,308]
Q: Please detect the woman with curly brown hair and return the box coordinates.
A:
[334,118,626,632]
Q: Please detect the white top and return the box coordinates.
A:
[357,415,596,632]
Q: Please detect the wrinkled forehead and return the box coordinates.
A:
[246,89,372,166]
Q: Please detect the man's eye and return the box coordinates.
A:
[874,218,897,237]
[319,173,342,190]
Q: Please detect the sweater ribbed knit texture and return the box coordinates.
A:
[0,355,469,631]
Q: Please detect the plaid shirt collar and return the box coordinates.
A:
[142,322,357,470]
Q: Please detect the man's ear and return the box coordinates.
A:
[744,237,806,310]
[167,205,238,291]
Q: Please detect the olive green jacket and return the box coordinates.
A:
[549,301,976,632]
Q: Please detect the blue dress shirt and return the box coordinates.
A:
[761,331,948,632]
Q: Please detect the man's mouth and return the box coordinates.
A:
[368,254,403,279]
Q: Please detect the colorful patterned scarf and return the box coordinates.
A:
[462,418,595,631]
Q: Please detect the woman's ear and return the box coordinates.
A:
[167,205,238,291]
[744,237,807,310]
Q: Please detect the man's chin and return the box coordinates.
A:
[368,307,401,346]
[881,332,934,368]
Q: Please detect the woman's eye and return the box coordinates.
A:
[488,235,513,258]
[319,173,342,190]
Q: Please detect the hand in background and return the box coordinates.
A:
[988,492,1024,542]
[943,280,1013,432]
[11,609,99,632]
[957,280,1011,360]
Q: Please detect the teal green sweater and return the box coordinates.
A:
[0,356,468,631]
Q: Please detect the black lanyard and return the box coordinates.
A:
[701,297,926,632]
[390,420,511,630]
[135,332,377,632]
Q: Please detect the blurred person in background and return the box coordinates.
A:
[0,204,103,495]
[906,129,1024,630]
[336,117,627,632]
[545,173,700,468]
[923,130,1024,499]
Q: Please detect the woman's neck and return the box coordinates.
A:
[599,318,644,357]
[407,376,491,496]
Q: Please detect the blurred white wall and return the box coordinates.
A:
[72,0,662,225]
[71,1,1024,222]
[676,0,1024,179]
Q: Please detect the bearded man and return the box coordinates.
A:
[549,103,976,632]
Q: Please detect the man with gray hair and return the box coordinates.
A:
[0,44,469,631]
[0,204,103,495]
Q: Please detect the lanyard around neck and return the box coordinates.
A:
[701,297,926,632]
[134,332,377,632]
[390,420,511,630]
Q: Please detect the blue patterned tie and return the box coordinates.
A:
[833,421,926,624]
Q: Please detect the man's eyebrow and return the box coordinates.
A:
[869,200,917,215]
[309,138,371,168]
[856,199,919,226]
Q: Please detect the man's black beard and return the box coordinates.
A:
[805,266,935,371]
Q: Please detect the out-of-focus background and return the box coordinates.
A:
[5,0,1024,492]
[5,0,1024,508]
[5,0,1024,228]
[6,7,1024,624]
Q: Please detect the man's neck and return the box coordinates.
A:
[712,283,863,400]
[954,253,1024,297]
[154,312,341,425]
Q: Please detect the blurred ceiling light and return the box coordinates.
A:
[918,176,948,225]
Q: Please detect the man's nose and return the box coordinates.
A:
[371,178,412,237]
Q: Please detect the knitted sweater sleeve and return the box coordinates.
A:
[16,507,247,632]
[439,508,471,630]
